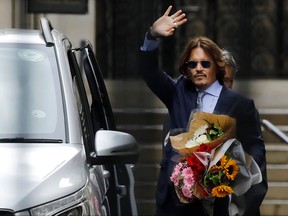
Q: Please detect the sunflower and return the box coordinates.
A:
[211,185,233,198]
[210,155,227,171]
[220,155,228,166]
[223,158,239,181]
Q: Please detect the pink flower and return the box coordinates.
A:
[170,163,185,186]
[175,162,185,172]
[182,167,195,186]
[182,167,193,176]
[184,176,195,187]
[170,172,180,186]
[182,185,192,198]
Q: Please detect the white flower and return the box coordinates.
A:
[194,125,208,137]
[185,139,199,148]
[195,134,209,144]
[185,124,209,148]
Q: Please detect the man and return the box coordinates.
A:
[222,49,267,216]
[222,49,238,89]
[139,5,267,216]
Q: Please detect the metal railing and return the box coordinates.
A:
[261,119,288,144]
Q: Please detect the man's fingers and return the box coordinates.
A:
[171,11,187,29]
[176,18,188,27]
[164,5,173,16]
[171,10,183,19]
[175,13,186,22]
[175,14,187,25]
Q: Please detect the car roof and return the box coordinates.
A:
[0,28,45,44]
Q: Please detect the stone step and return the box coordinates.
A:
[264,133,288,143]
[261,200,288,216]
[260,108,288,125]
[266,145,288,165]
[137,144,162,164]
[135,183,156,200]
[265,182,288,200]
[136,200,155,216]
[268,166,288,182]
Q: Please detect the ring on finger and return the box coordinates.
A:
[173,21,178,29]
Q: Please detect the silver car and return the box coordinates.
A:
[0,18,138,216]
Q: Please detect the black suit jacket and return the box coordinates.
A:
[139,48,267,216]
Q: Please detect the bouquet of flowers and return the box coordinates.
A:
[169,112,262,204]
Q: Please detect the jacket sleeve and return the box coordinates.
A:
[236,99,268,216]
[138,48,175,108]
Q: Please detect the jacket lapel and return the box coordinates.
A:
[214,87,233,115]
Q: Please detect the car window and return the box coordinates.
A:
[0,44,65,140]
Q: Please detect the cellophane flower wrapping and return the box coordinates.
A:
[169,112,262,205]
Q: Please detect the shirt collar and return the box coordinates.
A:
[197,80,222,97]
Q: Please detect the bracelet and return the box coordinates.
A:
[147,27,158,40]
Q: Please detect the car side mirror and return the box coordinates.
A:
[89,130,139,165]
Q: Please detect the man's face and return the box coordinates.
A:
[224,66,233,89]
[186,47,217,90]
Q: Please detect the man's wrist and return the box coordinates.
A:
[147,27,159,40]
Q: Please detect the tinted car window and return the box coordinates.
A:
[0,44,65,140]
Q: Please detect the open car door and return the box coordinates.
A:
[78,42,138,216]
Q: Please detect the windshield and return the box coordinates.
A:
[0,43,65,141]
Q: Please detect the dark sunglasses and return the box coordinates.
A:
[186,60,212,69]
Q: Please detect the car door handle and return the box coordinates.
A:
[103,169,110,179]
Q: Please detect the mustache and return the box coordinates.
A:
[193,72,207,78]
